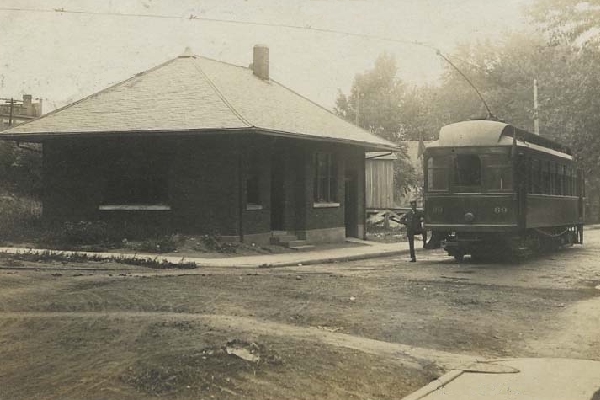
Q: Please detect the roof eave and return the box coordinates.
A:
[0,127,251,143]
[0,127,400,151]
[248,127,399,151]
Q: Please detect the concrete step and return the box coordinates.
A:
[270,235,298,245]
[289,244,316,251]
[285,240,309,248]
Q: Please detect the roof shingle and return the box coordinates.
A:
[2,53,398,151]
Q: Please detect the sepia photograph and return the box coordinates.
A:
[0,0,599,399]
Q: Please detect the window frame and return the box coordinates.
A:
[452,153,482,192]
[482,153,513,192]
[426,155,450,192]
[101,142,171,209]
[313,151,338,204]
[530,158,542,194]
[246,151,262,208]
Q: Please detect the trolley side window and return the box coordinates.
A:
[427,156,449,191]
[557,164,565,195]
[568,166,575,196]
[531,159,542,194]
[542,162,551,194]
[484,154,512,191]
[453,154,481,189]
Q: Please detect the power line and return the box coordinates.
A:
[0,6,445,49]
[0,5,496,116]
[0,6,488,64]
[0,6,485,70]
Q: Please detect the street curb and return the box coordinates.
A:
[0,246,416,270]
[254,248,412,269]
[401,369,464,400]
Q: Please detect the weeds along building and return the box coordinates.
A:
[0,46,398,245]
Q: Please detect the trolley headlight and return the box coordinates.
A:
[464,212,475,223]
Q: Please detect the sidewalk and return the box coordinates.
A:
[403,358,600,400]
[0,239,412,269]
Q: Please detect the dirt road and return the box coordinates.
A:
[0,230,599,399]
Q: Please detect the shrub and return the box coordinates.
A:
[0,195,42,242]
[61,221,112,246]
[134,235,178,253]
[200,233,238,253]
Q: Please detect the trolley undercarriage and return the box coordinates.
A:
[440,225,583,262]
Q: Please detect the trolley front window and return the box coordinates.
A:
[484,154,512,191]
[427,156,449,191]
[453,154,481,189]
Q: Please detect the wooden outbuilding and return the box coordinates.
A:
[365,152,396,210]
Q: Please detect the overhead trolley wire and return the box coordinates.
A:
[0,5,496,116]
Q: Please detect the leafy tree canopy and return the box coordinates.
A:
[529,0,600,44]
[334,53,426,198]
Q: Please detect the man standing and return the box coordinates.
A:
[396,200,424,262]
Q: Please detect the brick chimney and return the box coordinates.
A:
[252,45,269,80]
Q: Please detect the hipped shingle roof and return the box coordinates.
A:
[2,53,398,151]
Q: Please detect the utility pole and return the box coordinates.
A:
[8,98,14,127]
[355,91,361,127]
[533,79,540,135]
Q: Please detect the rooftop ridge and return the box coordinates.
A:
[189,59,252,127]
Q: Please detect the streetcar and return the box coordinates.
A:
[423,120,584,261]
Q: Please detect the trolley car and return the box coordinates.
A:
[423,120,584,261]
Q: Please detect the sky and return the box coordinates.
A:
[0,0,534,112]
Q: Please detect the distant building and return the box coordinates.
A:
[366,141,432,211]
[0,95,43,131]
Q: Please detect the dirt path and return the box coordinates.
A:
[2,232,600,399]
[522,294,600,360]
[0,310,480,370]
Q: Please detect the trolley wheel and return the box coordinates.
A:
[469,252,486,263]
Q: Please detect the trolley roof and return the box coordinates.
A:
[426,120,572,159]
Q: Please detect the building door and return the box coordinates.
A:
[345,171,359,237]
[271,152,286,231]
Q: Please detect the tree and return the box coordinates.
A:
[335,53,405,142]
[0,141,42,197]
[528,0,600,218]
[335,53,428,198]
[529,0,600,44]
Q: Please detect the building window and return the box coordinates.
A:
[104,143,169,206]
[314,152,337,203]
[246,152,261,206]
